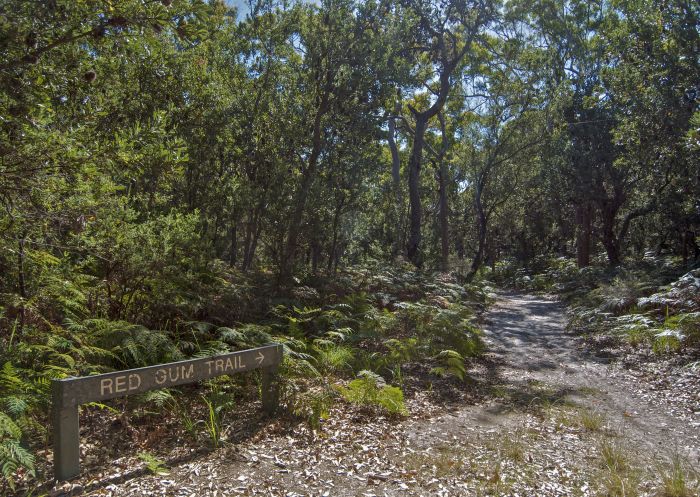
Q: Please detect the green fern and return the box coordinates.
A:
[137,389,175,408]
[138,451,169,475]
[338,371,407,416]
[1,397,28,418]
[0,413,35,490]
[431,350,467,381]
[0,413,21,440]
[0,363,24,393]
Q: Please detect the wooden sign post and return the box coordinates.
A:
[51,344,283,481]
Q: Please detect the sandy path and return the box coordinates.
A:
[476,293,699,461]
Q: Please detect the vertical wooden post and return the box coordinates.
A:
[261,365,280,415]
[52,380,80,481]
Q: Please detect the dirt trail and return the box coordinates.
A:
[473,293,699,460]
[83,293,700,496]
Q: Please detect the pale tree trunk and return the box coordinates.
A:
[469,179,487,277]
[388,101,402,256]
[436,112,450,273]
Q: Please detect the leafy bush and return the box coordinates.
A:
[313,344,354,375]
[664,312,700,346]
[338,371,407,416]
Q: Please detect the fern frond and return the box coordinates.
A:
[1,397,28,418]
[0,363,25,393]
[0,413,22,439]
[217,327,245,345]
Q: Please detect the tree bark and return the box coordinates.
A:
[328,194,345,272]
[242,207,256,271]
[388,102,401,194]
[229,224,237,267]
[601,202,622,266]
[311,237,321,275]
[469,179,487,276]
[405,39,464,267]
[406,117,427,266]
[17,237,27,334]
[243,205,264,272]
[436,112,450,273]
[388,101,402,257]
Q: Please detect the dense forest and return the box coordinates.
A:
[1,0,698,494]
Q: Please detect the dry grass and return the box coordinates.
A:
[597,441,641,497]
[578,409,605,432]
[656,455,700,497]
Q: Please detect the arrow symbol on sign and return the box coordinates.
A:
[256,352,265,365]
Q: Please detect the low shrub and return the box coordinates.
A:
[338,371,407,416]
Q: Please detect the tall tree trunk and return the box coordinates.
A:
[211,211,221,255]
[328,194,345,272]
[469,180,487,277]
[406,117,427,266]
[242,207,255,271]
[404,48,463,267]
[436,112,450,273]
[229,224,237,267]
[599,185,626,266]
[601,208,621,265]
[251,222,263,268]
[388,102,402,257]
[243,206,263,272]
[456,237,464,260]
[281,170,314,282]
[388,105,401,194]
[311,236,321,275]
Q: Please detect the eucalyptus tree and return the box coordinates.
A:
[513,0,618,266]
[600,0,700,262]
[519,0,699,265]
[455,25,546,277]
[394,0,496,268]
[276,0,396,282]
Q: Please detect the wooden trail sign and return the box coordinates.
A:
[52,344,283,481]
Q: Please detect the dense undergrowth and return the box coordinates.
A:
[0,263,486,492]
[491,254,700,358]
